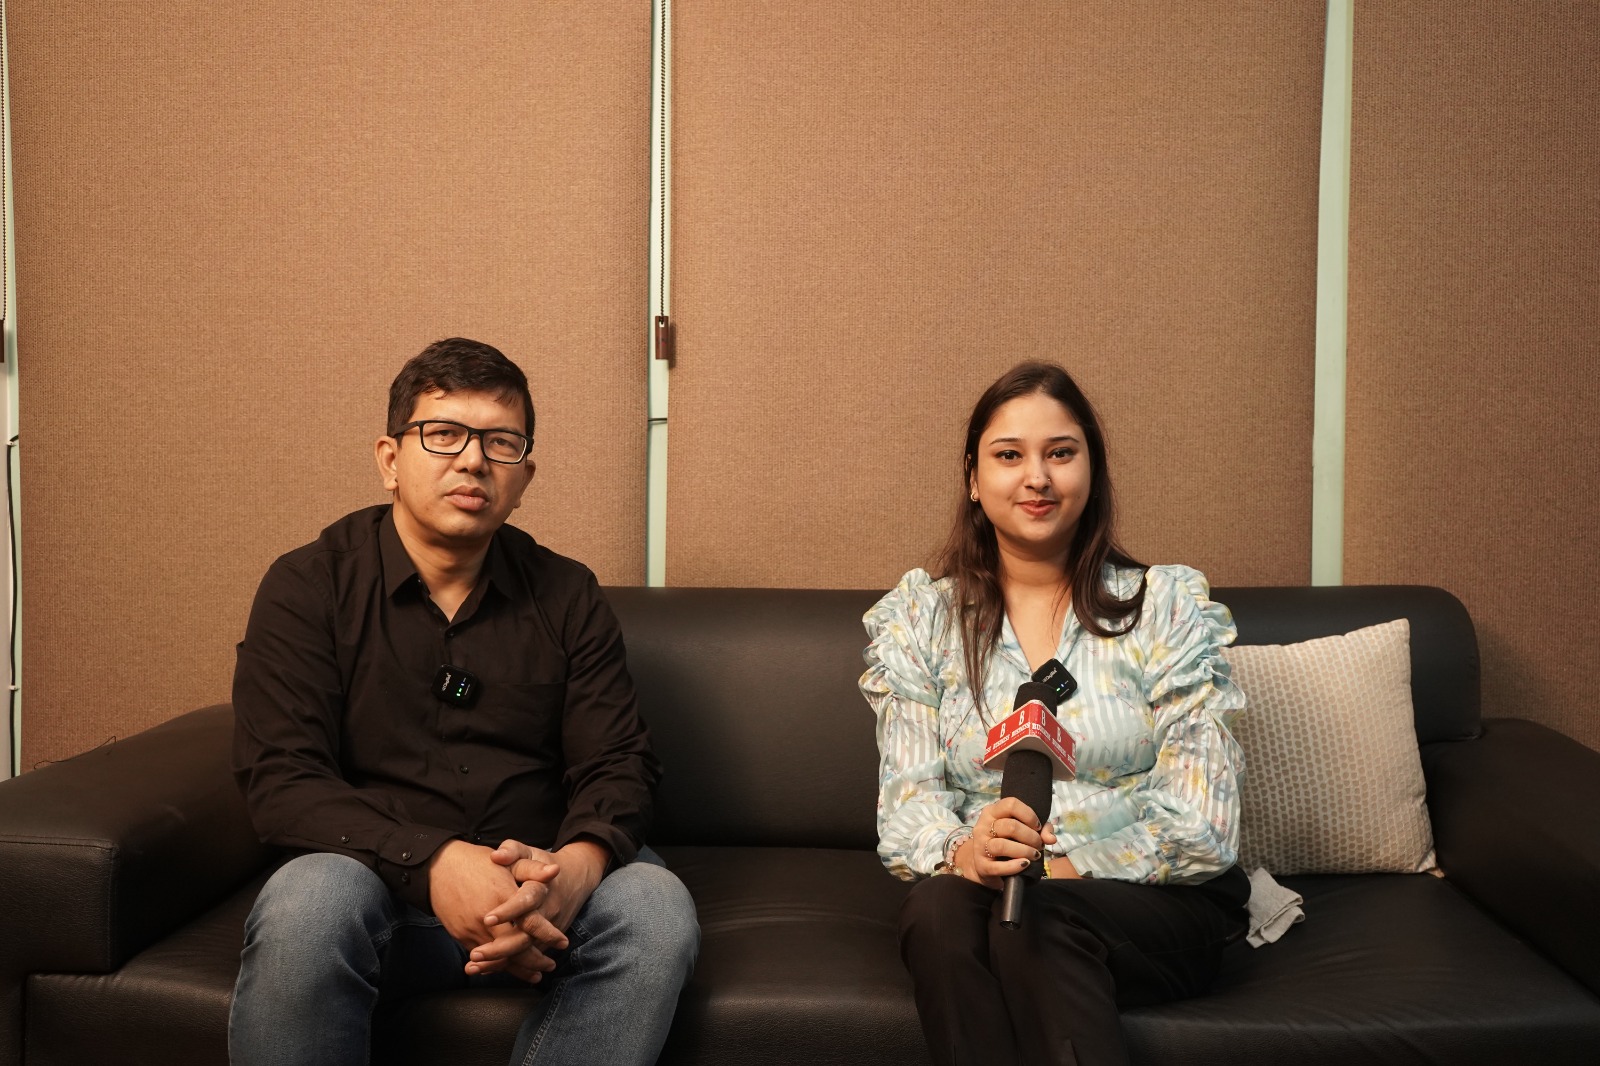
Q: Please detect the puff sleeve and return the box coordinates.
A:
[1064,565,1246,885]
[861,570,966,881]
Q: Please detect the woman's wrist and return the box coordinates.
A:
[930,826,973,880]
[953,837,976,882]
[954,837,1002,887]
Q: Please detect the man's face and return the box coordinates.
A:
[375,388,535,552]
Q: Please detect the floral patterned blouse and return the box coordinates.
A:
[861,564,1245,885]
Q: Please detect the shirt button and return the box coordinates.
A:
[459,765,469,774]
[401,872,411,885]
[402,851,412,860]
[340,836,350,844]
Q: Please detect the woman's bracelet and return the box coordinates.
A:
[933,826,974,879]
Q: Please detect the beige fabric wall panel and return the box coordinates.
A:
[11,2,648,765]
[1347,3,1600,749]
[668,2,1323,590]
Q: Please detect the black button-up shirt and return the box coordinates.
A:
[232,505,659,910]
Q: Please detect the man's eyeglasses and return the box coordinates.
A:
[396,421,533,464]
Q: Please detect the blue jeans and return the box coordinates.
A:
[229,848,698,1066]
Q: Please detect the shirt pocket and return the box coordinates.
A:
[467,680,566,761]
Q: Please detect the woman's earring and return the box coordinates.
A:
[969,490,979,502]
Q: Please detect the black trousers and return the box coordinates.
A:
[898,865,1249,1066]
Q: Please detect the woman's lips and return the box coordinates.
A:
[1019,500,1056,517]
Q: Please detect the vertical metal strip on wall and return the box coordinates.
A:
[1312,0,1354,585]
[646,0,672,586]
[2,0,17,778]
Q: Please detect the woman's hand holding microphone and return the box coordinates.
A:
[953,797,1079,887]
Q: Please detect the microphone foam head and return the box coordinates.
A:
[1013,680,1059,714]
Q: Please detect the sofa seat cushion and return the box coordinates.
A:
[368,845,926,1066]
[654,845,923,1066]
[25,847,923,1066]
[28,857,1600,1066]
[1126,873,1600,1065]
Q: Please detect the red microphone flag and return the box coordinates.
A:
[982,699,1076,779]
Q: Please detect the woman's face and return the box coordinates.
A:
[970,391,1093,563]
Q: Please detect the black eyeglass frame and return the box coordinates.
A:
[395,420,534,464]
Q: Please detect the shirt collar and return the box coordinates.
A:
[378,505,519,603]
[379,508,421,599]
[480,527,518,598]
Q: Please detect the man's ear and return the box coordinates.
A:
[510,459,536,510]
[374,436,399,492]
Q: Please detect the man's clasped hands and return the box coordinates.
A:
[427,837,610,983]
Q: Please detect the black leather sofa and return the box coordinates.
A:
[3,585,1599,1065]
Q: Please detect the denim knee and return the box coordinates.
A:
[576,859,700,980]
[245,852,394,959]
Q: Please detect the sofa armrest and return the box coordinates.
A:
[0,704,271,1066]
[1422,717,1600,997]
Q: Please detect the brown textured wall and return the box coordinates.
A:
[1347,2,1600,749]
[667,1,1324,590]
[11,2,649,765]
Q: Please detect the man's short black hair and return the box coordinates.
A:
[387,338,536,439]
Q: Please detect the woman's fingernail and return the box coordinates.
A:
[1019,858,1031,869]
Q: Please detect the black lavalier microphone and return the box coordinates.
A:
[433,664,481,707]
[999,660,1072,929]
[1031,657,1078,706]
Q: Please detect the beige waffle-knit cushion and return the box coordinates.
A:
[1224,618,1436,875]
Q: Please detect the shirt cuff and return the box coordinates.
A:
[376,823,459,910]
[554,819,636,868]
[1065,824,1166,884]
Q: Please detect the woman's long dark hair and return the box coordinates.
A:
[932,362,1146,716]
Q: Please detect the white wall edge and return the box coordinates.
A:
[3,1,19,778]
[646,0,671,587]
[1312,0,1353,586]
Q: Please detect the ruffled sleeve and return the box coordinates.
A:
[1064,565,1246,885]
[861,569,966,881]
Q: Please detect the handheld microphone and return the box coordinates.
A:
[989,661,1076,929]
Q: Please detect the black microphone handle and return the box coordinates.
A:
[998,746,1054,929]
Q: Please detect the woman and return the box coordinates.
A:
[861,362,1248,1066]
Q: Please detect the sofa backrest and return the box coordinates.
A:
[608,587,884,850]
[1219,584,1480,745]
[608,584,1481,850]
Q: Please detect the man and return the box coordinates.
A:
[230,338,697,1066]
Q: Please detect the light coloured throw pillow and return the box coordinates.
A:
[1224,618,1436,875]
